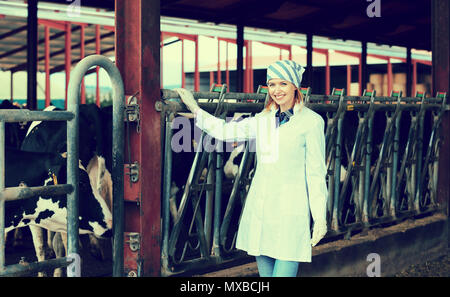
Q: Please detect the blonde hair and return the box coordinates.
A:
[265,88,304,111]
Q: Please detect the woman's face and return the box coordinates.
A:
[267,78,296,111]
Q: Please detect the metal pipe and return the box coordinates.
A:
[390,112,402,218]
[363,113,374,223]
[161,114,173,272]
[67,54,125,277]
[331,115,343,230]
[0,110,74,123]
[0,121,5,271]
[0,257,72,277]
[161,89,266,101]
[212,151,223,256]
[0,184,73,202]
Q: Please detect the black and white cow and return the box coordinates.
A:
[19,104,114,270]
[0,100,30,149]
[4,148,112,266]
[4,148,112,236]
[21,104,106,170]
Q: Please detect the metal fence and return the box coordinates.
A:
[0,54,124,277]
[0,90,78,277]
[159,86,448,276]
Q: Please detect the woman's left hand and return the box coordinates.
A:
[311,220,328,247]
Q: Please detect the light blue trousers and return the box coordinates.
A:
[255,255,299,277]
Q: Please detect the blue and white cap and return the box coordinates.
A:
[266,60,306,88]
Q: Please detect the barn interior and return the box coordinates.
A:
[0,0,449,277]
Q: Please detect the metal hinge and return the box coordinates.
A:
[125,93,141,133]
[125,161,140,184]
[126,232,140,252]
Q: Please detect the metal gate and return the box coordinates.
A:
[0,55,125,277]
[158,86,448,276]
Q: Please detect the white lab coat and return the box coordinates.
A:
[194,102,328,262]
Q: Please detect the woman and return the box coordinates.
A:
[175,60,328,277]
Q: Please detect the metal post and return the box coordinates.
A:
[0,121,5,271]
[406,48,412,97]
[325,50,330,95]
[361,42,368,96]
[116,0,161,276]
[27,0,37,110]
[212,151,223,256]
[306,34,313,89]
[331,114,343,230]
[195,36,200,91]
[363,111,374,223]
[161,113,173,274]
[80,25,86,105]
[95,25,101,107]
[67,55,124,277]
[45,25,51,108]
[236,24,244,92]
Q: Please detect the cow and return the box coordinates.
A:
[21,104,113,259]
[0,100,30,149]
[4,148,113,276]
[21,104,105,170]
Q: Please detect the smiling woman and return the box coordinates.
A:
[175,60,328,277]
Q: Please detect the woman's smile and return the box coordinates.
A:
[268,78,296,112]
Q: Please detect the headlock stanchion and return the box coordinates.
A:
[0,54,124,277]
[157,86,448,276]
[67,55,125,277]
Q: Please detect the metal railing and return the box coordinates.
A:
[0,90,78,277]
[0,54,125,277]
[158,86,448,276]
[67,55,125,277]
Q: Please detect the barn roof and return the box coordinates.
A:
[43,0,432,51]
[0,0,432,75]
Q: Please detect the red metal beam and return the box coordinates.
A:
[162,31,197,42]
[181,39,185,88]
[432,0,450,216]
[194,35,199,91]
[412,61,417,96]
[325,50,330,95]
[116,0,161,277]
[387,58,393,95]
[226,41,230,88]
[346,65,351,95]
[217,38,221,84]
[38,19,66,31]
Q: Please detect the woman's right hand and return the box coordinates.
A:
[174,88,200,114]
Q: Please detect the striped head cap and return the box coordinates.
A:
[266,60,306,88]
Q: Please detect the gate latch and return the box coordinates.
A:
[126,232,140,252]
[125,94,141,132]
[126,161,140,184]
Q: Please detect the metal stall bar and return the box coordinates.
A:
[0,110,75,277]
[415,93,448,211]
[0,121,5,271]
[167,86,228,267]
[157,89,449,275]
[67,55,124,277]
